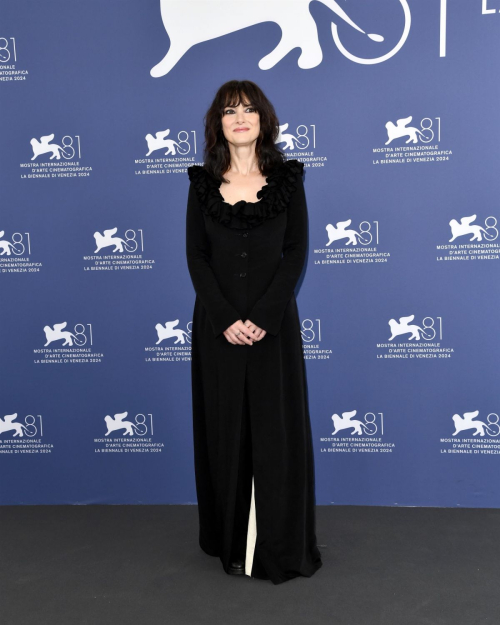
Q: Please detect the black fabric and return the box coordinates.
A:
[187,158,305,231]
[230,374,253,564]
[186,158,323,584]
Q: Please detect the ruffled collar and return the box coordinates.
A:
[187,159,304,229]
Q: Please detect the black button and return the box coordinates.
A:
[241,252,247,258]
[240,272,246,277]
[242,233,248,237]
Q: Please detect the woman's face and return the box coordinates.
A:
[221,96,260,149]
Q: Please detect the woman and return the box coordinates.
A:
[185,80,322,585]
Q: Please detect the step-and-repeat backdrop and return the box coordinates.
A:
[1,0,499,507]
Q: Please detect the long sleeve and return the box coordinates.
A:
[186,180,241,338]
[247,173,308,336]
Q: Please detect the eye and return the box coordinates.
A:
[224,106,256,114]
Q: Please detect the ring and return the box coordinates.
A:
[235,331,241,336]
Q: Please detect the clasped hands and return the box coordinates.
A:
[223,319,266,345]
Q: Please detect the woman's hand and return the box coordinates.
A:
[224,319,266,345]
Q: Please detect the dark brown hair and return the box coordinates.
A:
[202,80,286,183]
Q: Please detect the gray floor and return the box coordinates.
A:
[2,504,500,624]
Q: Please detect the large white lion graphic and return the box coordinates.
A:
[151,0,411,77]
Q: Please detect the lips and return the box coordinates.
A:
[234,128,249,132]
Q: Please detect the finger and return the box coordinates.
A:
[232,331,248,345]
[245,324,263,340]
[228,321,255,345]
[237,323,254,337]
[238,334,253,345]
[224,329,242,345]
[235,329,254,345]
[244,321,265,340]
[225,324,248,344]
[243,322,260,339]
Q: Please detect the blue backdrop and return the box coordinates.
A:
[1,0,499,507]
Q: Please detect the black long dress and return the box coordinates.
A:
[185,158,323,585]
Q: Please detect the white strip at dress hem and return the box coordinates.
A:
[244,475,257,576]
